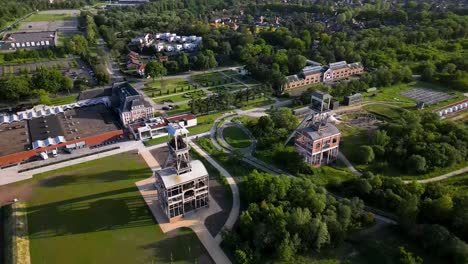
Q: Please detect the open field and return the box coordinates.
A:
[222,126,251,148]
[23,14,72,22]
[364,81,464,110]
[18,13,79,34]
[0,153,211,264]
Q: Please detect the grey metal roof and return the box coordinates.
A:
[302,66,323,76]
[112,82,151,112]
[347,93,363,99]
[329,61,348,70]
[300,123,340,140]
[311,91,332,100]
[286,74,300,82]
[2,31,56,43]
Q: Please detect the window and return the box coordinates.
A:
[315,143,321,148]
[332,138,337,143]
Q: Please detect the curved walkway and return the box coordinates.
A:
[190,142,240,244]
[403,166,468,184]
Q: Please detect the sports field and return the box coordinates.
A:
[22,152,210,264]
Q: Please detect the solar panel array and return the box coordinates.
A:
[401,88,455,105]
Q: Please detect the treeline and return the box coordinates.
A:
[222,171,372,263]
[358,111,467,175]
[1,47,68,63]
[67,16,110,85]
[340,173,468,263]
[0,67,72,102]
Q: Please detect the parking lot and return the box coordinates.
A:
[17,10,80,34]
[0,58,96,85]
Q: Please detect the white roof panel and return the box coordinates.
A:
[156,160,208,188]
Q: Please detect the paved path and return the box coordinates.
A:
[190,142,240,244]
[137,143,237,264]
[403,166,468,184]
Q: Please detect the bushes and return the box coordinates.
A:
[410,224,468,264]
[370,111,467,174]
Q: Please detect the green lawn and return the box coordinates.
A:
[143,79,192,96]
[24,13,73,22]
[222,126,251,148]
[154,90,205,103]
[26,153,210,264]
[166,103,191,115]
[49,95,77,106]
[192,72,227,85]
[336,124,370,165]
[143,135,170,146]
[57,33,73,47]
[238,97,275,110]
[363,104,407,121]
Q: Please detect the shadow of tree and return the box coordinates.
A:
[39,168,150,188]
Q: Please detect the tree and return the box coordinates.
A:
[62,77,74,94]
[398,247,423,264]
[0,75,30,101]
[337,13,347,24]
[35,89,51,105]
[357,145,375,164]
[288,55,307,74]
[407,155,426,174]
[301,30,312,49]
[145,61,167,81]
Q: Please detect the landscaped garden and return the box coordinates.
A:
[222,126,251,148]
[142,78,194,98]
[13,153,210,264]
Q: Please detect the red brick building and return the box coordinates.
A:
[295,123,341,167]
[0,104,123,167]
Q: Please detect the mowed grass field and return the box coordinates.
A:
[24,13,73,22]
[26,153,210,264]
[222,126,251,148]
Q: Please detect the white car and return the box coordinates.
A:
[39,152,48,160]
[52,149,58,157]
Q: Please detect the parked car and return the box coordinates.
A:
[52,149,58,157]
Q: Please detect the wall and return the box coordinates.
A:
[0,130,123,167]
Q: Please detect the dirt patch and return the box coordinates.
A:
[0,183,35,206]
